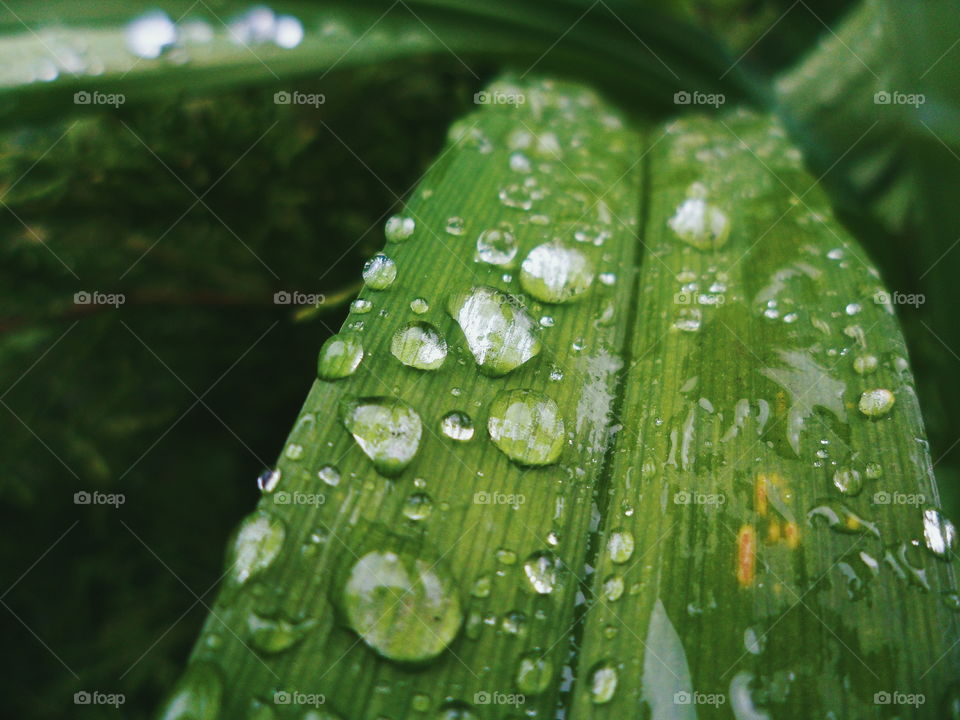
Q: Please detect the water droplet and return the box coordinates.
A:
[318,464,341,486]
[445,216,465,236]
[509,152,532,172]
[228,512,286,585]
[475,228,518,266]
[402,493,433,521]
[858,388,895,417]
[744,626,765,655]
[488,389,565,466]
[157,661,222,720]
[853,354,878,375]
[412,694,431,712]
[340,548,462,662]
[845,302,862,316]
[523,551,559,594]
[519,242,594,304]
[471,575,491,598]
[440,411,475,441]
[285,443,304,460]
[257,469,280,493]
[832,469,863,496]
[674,307,702,332]
[729,671,770,720]
[602,575,624,602]
[317,333,364,380]
[350,298,372,314]
[495,548,517,565]
[126,10,177,60]
[385,215,416,242]
[516,652,553,694]
[607,529,634,564]
[668,186,730,250]
[435,702,477,720]
[390,322,447,370]
[807,500,879,537]
[865,462,883,479]
[362,253,397,290]
[341,396,422,476]
[499,178,542,210]
[588,661,618,704]
[447,286,541,376]
[247,613,316,654]
[922,509,956,559]
[410,297,430,314]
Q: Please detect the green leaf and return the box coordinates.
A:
[163,78,959,718]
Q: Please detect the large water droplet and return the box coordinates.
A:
[440,411,475,441]
[516,652,553,694]
[385,215,416,242]
[340,548,462,662]
[362,253,397,290]
[588,661,618,704]
[523,551,559,594]
[922,509,956,559]
[447,286,541,376]
[488,389,565,466]
[228,512,286,585]
[317,333,364,380]
[475,228,518,266]
[519,242,594,304]
[390,322,447,370]
[607,529,635,564]
[157,662,222,720]
[858,388,895,417]
[341,397,422,477]
[668,185,730,251]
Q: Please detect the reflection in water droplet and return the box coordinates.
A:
[317,333,364,380]
[447,286,541,376]
[668,186,730,250]
[351,298,372,314]
[832,469,862,496]
[229,512,286,585]
[362,253,397,290]
[516,652,553,694]
[440,411,475,441]
[341,396,422,476]
[922,509,957,559]
[523,551,558,594]
[488,389,565,466]
[519,242,594,304]
[403,493,433,521]
[385,215,416,242]
[340,548,462,662]
[475,228,518,266]
[390,322,447,370]
[157,661,222,720]
[257,469,281,494]
[588,661,618,704]
[858,388,895,417]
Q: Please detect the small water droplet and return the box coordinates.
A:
[447,286,541,376]
[488,389,565,466]
[668,185,730,250]
[385,215,416,242]
[341,396,422,476]
[495,548,517,565]
[519,242,595,304]
[444,216,465,236]
[865,462,883,479]
[602,575,624,602]
[410,297,430,314]
[257,469,281,494]
[858,388,895,417]
[588,661,618,704]
[284,443,304,460]
[350,298,373,314]
[403,493,433,521]
[435,702,477,720]
[362,253,397,290]
[340,548,462,662]
[228,512,286,586]
[516,652,553,694]
[390,321,447,370]
[247,612,316,654]
[832,468,863,496]
[853,354,878,375]
[440,411,475,441]
[471,575,491,598]
[744,626,765,655]
[475,228,518,266]
[318,464,341,486]
[607,529,634,564]
[523,551,559,594]
[807,500,879,537]
[317,333,364,380]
